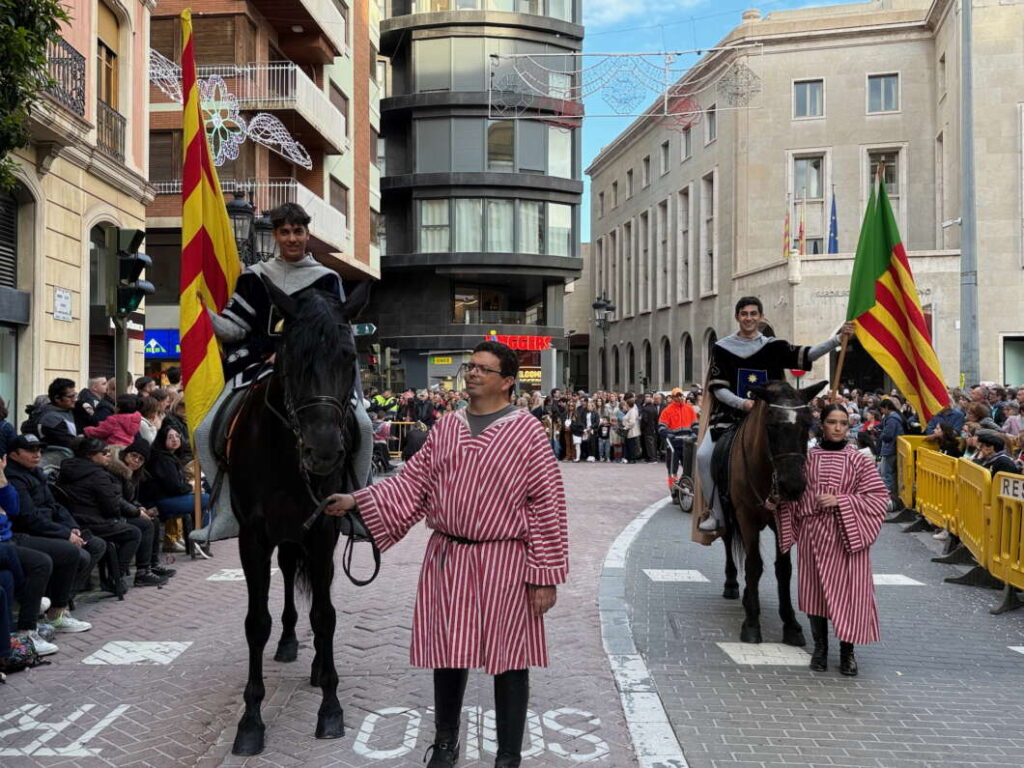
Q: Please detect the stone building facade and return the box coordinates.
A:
[586,0,1024,393]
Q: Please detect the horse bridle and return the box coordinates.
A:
[739,401,810,510]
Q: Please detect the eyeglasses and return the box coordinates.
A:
[459,363,504,376]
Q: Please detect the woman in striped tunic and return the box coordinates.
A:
[776,403,889,676]
[326,341,568,768]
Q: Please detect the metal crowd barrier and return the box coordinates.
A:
[896,436,1024,614]
[386,421,415,459]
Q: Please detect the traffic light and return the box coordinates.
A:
[114,228,154,317]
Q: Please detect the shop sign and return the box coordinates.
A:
[431,356,453,366]
[518,367,542,386]
[53,287,72,322]
[485,332,552,351]
[144,328,181,359]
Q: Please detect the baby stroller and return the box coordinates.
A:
[663,427,697,512]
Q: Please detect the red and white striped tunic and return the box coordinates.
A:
[776,445,889,644]
[351,408,568,675]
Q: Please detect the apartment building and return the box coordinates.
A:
[368,0,584,392]
[4,0,153,416]
[142,0,380,375]
[587,0,1024,391]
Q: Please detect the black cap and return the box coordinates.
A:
[8,434,43,453]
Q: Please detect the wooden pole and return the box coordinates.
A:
[192,452,203,534]
[830,333,850,403]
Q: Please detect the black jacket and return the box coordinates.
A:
[640,403,660,434]
[978,452,1019,477]
[74,388,101,432]
[139,450,191,505]
[5,460,80,539]
[93,395,116,424]
[57,458,138,536]
[37,403,78,449]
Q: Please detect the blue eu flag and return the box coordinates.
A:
[827,194,839,254]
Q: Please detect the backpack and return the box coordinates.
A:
[0,634,51,674]
[20,399,45,437]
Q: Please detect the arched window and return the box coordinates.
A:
[627,343,635,391]
[661,337,671,386]
[642,340,652,391]
[613,346,620,388]
[703,328,717,376]
[599,347,607,390]
[682,333,693,383]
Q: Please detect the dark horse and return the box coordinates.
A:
[718,379,828,645]
[227,279,370,756]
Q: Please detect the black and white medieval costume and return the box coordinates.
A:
[190,254,373,543]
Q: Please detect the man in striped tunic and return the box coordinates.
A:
[326,341,568,768]
[776,403,889,676]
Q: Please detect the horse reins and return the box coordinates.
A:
[737,401,810,511]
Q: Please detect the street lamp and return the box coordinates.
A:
[225,190,254,263]
[252,214,276,263]
[592,292,616,389]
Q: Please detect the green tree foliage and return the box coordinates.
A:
[0,0,70,190]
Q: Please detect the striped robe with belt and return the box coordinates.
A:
[351,408,568,675]
[776,445,889,644]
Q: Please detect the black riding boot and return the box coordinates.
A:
[425,668,468,767]
[839,642,858,677]
[494,669,530,768]
[808,615,828,672]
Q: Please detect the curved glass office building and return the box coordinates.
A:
[371,0,584,391]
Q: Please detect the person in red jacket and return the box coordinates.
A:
[659,388,699,490]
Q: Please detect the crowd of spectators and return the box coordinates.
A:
[1,367,207,674]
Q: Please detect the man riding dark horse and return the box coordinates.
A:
[190,202,373,544]
[696,296,854,535]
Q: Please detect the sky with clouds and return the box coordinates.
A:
[578,0,852,239]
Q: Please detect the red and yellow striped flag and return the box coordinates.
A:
[781,194,791,259]
[797,197,806,256]
[846,168,950,422]
[179,8,241,438]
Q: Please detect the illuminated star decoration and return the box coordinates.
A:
[748,374,758,383]
[149,49,313,170]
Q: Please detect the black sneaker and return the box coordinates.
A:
[424,739,459,767]
[133,570,168,587]
[151,564,177,578]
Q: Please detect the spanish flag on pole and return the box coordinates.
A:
[846,167,950,421]
[179,8,241,438]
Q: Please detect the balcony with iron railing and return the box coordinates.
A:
[28,36,90,148]
[153,177,349,254]
[455,309,546,326]
[96,101,126,162]
[44,37,86,117]
[198,63,347,154]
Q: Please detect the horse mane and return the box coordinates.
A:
[280,288,355,399]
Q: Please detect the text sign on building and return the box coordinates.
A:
[998,474,1024,502]
[518,367,542,386]
[432,356,453,365]
[144,328,181,359]
[53,287,72,322]
[485,333,552,351]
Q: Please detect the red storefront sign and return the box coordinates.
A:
[485,333,552,351]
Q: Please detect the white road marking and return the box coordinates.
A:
[206,567,278,581]
[0,704,130,757]
[643,569,709,583]
[1010,646,1024,656]
[602,497,689,768]
[82,641,192,665]
[716,642,810,666]
[873,573,925,585]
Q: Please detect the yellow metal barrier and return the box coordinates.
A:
[896,435,929,510]
[988,472,1024,595]
[954,458,992,568]
[915,448,959,534]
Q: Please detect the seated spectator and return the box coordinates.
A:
[111,438,175,580]
[370,414,395,472]
[135,376,157,396]
[36,378,80,450]
[161,392,191,460]
[966,402,999,432]
[58,437,165,589]
[74,377,108,433]
[164,365,182,395]
[93,378,117,424]
[2,456,28,667]
[6,433,106,606]
[139,425,208,553]
[973,430,1020,476]
[5,436,94,638]
[0,396,16,456]
[85,394,149,450]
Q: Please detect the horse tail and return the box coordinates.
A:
[293,547,314,596]
[723,499,746,579]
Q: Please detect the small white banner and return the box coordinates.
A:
[53,287,72,322]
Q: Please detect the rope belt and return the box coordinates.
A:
[438,532,517,546]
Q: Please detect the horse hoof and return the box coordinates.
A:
[783,627,807,647]
[722,585,740,600]
[740,626,763,644]
[274,639,299,663]
[315,714,345,740]
[232,728,265,756]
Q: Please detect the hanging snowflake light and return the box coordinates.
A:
[603,71,645,115]
[199,76,247,165]
[717,61,762,107]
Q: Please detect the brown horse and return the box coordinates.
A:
[718,379,827,645]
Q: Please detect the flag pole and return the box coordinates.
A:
[830,334,849,403]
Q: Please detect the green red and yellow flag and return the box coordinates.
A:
[781,194,791,259]
[178,8,241,438]
[846,169,950,422]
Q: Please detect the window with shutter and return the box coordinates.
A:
[192,16,236,64]
[330,178,349,218]
[0,192,17,290]
[149,133,176,182]
[150,17,178,60]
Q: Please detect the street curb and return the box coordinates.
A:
[599,496,689,768]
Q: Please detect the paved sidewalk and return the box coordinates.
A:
[625,502,1024,768]
[0,461,669,767]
